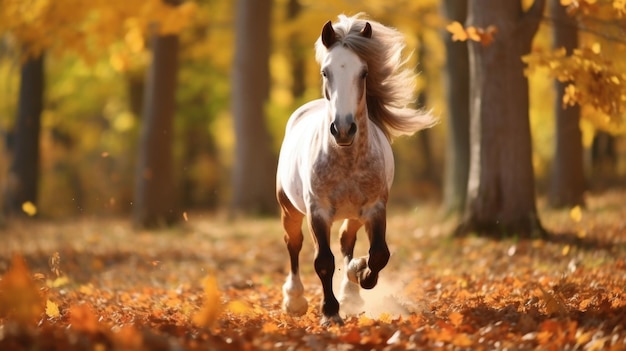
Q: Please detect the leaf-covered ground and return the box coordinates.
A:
[1,190,625,350]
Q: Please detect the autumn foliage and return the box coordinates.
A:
[1,191,626,349]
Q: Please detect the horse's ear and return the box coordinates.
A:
[360,22,372,39]
[321,20,337,48]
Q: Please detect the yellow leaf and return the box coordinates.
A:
[446,21,467,42]
[22,201,37,216]
[192,275,222,328]
[562,245,571,256]
[569,205,582,223]
[591,42,601,54]
[466,27,481,42]
[46,299,60,318]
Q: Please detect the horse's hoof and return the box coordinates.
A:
[340,295,365,316]
[359,274,378,290]
[347,257,367,284]
[321,314,344,326]
[339,280,364,316]
[282,295,308,316]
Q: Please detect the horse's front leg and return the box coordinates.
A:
[309,208,343,326]
[338,219,365,315]
[349,203,390,290]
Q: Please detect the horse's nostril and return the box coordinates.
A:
[348,123,357,136]
[330,123,339,136]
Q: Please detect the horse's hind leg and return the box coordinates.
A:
[277,189,308,316]
[338,219,365,315]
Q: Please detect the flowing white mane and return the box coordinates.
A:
[314,14,436,140]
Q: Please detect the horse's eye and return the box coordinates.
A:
[360,70,368,79]
[321,70,328,78]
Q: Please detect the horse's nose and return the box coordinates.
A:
[329,122,357,137]
[330,118,357,146]
[347,122,357,137]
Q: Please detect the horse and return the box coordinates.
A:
[275,14,436,326]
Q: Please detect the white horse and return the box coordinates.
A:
[276,14,436,326]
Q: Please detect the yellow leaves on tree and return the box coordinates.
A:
[0,0,197,64]
[446,21,497,47]
[0,254,46,326]
[523,46,626,131]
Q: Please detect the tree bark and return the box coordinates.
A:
[441,0,470,215]
[3,53,44,217]
[457,0,546,238]
[133,30,180,228]
[231,0,277,215]
[548,0,585,208]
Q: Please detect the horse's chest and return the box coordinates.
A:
[310,156,386,210]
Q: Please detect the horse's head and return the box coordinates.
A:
[319,20,372,147]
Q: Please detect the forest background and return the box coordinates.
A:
[0,0,625,224]
[1,0,626,349]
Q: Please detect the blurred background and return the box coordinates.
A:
[0,0,624,224]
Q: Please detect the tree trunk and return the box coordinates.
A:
[441,0,470,215]
[457,0,546,238]
[133,30,180,228]
[231,0,277,215]
[548,0,585,208]
[3,53,44,217]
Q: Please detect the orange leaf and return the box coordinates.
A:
[448,312,464,327]
[69,303,100,333]
[192,275,222,328]
[452,333,473,347]
[0,254,46,325]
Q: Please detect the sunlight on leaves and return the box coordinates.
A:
[225,300,255,316]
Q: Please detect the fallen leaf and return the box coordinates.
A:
[69,303,100,333]
[192,275,222,328]
[21,201,37,216]
[46,299,61,318]
[0,254,46,325]
[448,311,464,327]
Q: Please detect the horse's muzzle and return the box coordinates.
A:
[330,115,357,147]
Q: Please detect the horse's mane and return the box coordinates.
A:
[315,14,436,140]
